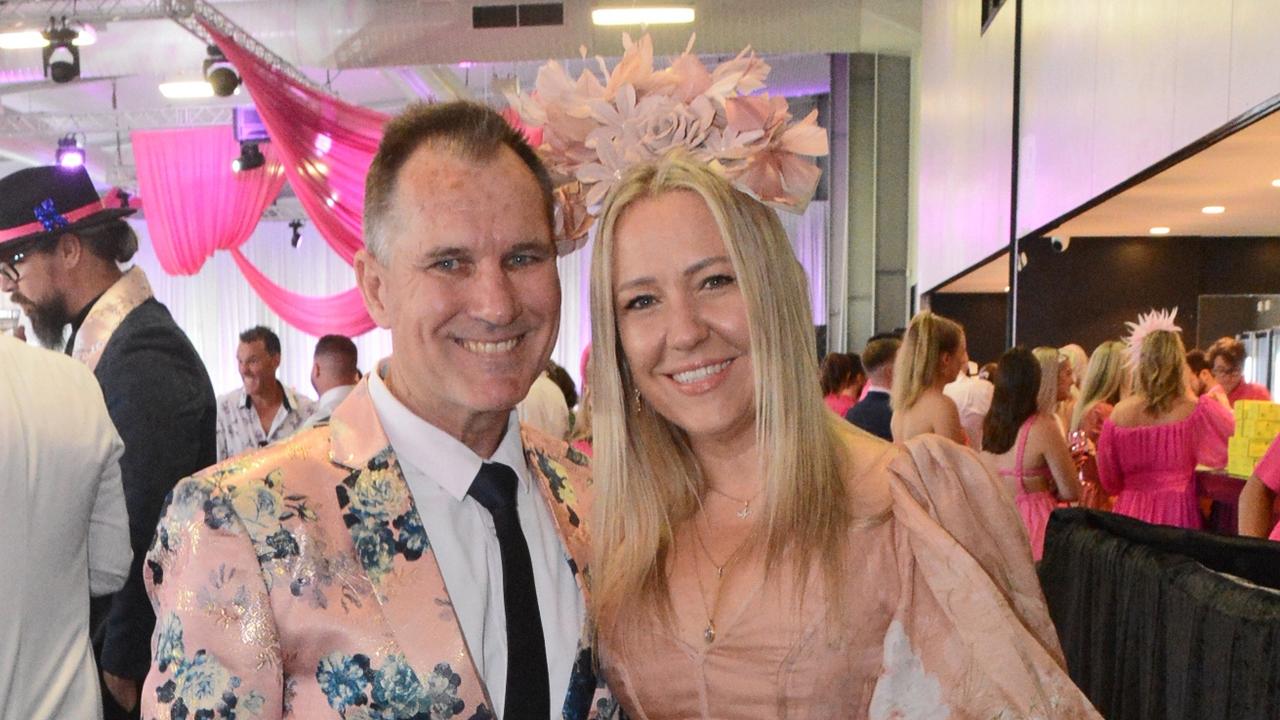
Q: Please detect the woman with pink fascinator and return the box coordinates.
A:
[1096,309,1235,529]
[515,36,1100,719]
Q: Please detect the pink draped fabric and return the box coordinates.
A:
[133,125,376,336]
[133,126,286,275]
[202,20,384,265]
[229,250,375,336]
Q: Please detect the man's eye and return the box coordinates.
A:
[507,253,543,268]
[624,295,656,311]
[432,258,459,271]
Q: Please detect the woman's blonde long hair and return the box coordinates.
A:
[890,311,964,412]
[589,154,850,633]
[1032,346,1064,415]
[1135,330,1188,414]
[1070,340,1127,432]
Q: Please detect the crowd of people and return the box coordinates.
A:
[4,94,1278,720]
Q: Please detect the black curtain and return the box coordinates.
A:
[1039,509,1280,720]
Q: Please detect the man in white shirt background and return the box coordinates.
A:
[214,325,317,459]
[0,335,131,720]
[303,333,359,428]
[944,360,995,450]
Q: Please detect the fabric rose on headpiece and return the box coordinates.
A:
[509,33,829,253]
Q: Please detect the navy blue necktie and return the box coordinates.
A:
[468,461,550,719]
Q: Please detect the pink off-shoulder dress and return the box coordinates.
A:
[1096,395,1235,529]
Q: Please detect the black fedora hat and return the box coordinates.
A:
[0,165,136,252]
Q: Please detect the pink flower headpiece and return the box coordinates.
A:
[1123,307,1182,369]
[507,33,830,254]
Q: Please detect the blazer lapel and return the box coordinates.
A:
[521,428,595,603]
[328,381,494,715]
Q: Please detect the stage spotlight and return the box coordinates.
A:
[41,17,80,84]
[203,45,240,97]
[288,219,304,248]
[55,134,85,169]
[231,141,265,173]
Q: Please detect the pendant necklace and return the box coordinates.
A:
[705,484,762,519]
[690,509,754,645]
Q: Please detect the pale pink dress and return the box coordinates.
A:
[599,435,1101,719]
[1096,394,1235,529]
[996,417,1057,561]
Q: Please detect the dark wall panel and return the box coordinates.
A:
[929,292,1008,366]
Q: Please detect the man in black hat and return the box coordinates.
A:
[0,165,216,719]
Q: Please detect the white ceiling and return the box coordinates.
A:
[0,0,921,190]
[1048,108,1280,239]
[940,104,1280,294]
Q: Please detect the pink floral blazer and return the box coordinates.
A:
[142,379,614,719]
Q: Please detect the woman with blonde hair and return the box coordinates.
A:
[587,153,1098,718]
[1096,310,1234,529]
[1070,340,1128,509]
[889,311,969,445]
[1032,346,1074,434]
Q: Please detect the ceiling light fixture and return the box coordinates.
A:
[203,44,240,97]
[41,16,80,84]
[55,133,85,169]
[1201,205,1225,214]
[591,6,695,26]
[230,141,265,173]
[159,80,214,99]
[0,30,50,50]
[1149,226,1171,235]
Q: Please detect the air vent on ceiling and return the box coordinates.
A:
[473,3,564,29]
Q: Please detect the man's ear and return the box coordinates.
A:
[354,248,393,329]
[55,233,84,269]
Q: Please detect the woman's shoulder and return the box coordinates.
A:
[833,421,899,516]
[1110,395,1197,428]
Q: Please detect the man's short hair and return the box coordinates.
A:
[862,337,902,372]
[364,101,555,262]
[1206,336,1246,369]
[315,334,358,375]
[1186,348,1210,374]
[239,326,281,356]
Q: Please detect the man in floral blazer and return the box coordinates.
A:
[142,102,612,719]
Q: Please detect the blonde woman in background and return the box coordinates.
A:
[889,311,969,445]
[1070,340,1128,510]
[1056,343,1088,431]
[1097,313,1235,529]
[587,154,1098,718]
[1033,346,1074,436]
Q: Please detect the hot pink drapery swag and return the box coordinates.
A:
[202,20,384,265]
[132,125,376,336]
[132,125,286,275]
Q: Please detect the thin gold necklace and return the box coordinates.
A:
[689,509,754,644]
[705,484,762,519]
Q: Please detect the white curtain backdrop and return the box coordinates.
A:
[94,200,826,403]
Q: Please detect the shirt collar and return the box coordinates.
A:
[317,384,355,410]
[239,380,295,411]
[865,382,891,394]
[366,367,528,503]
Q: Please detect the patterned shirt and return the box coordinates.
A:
[215,382,317,461]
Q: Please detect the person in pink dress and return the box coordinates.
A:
[1240,434,1280,539]
[1070,339,1129,510]
[981,347,1081,561]
[1097,310,1236,529]
[584,153,1099,719]
[1207,336,1272,406]
[820,351,865,416]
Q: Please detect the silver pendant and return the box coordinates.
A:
[704,623,716,644]
[737,504,752,519]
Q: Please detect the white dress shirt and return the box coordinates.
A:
[302,383,355,428]
[943,374,995,450]
[517,372,571,440]
[0,335,132,720]
[368,370,584,719]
